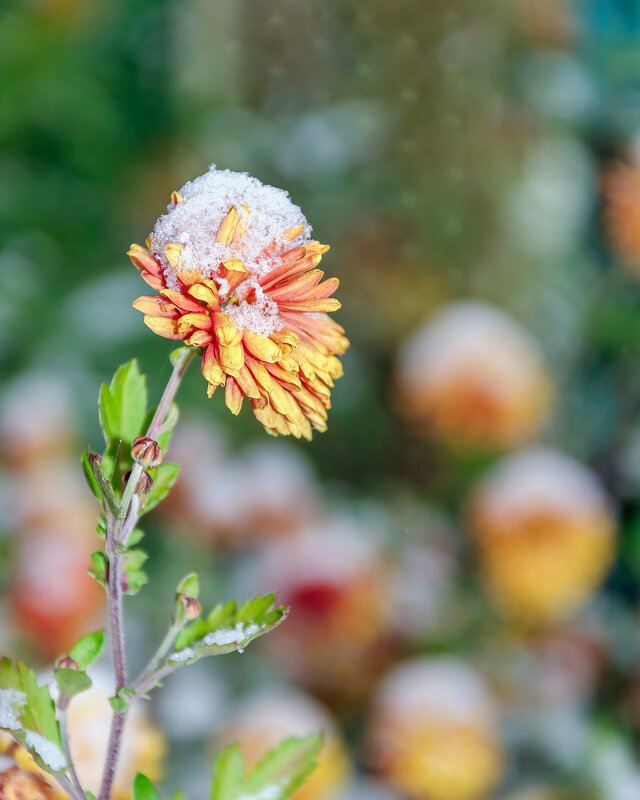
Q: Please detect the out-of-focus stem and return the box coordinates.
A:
[98,348,196,800]
[59,704,85,800]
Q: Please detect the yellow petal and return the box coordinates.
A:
[225,377,244,415]
[214,313,243,347]
[143,316,182,339]
[216,206,239,245]
[219,342,245,377]
[165,242,185,270]
[243,331,282,363]
[171,191,184,205]
[188,282,219,308]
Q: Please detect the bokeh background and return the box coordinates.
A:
[2,0,640,798]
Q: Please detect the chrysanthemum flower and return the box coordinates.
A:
[130,167,348,439]
[250,519,395,700]
[368,658,504,800]
[467,448,616,626]
[218,688,350,800]
[394,301,551,450]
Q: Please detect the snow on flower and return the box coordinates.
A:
[130,166,348,439]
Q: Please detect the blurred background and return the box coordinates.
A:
[2,0,640,798]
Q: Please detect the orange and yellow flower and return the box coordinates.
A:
[130,168,348,439]
[602,160,640,275]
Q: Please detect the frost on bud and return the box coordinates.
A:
[124,469,154,496]
[131,436,163,467]
[56,656,79,671]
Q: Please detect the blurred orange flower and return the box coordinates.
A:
[602,161,640,274]
[368,658,504,800]
[131,168,348,439]
[394,301,551,450]
[467,448,616,626]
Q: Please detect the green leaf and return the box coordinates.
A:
[170,595,288,665]
[89,551,108,588]
[210,744,244,800]
[54,669,92,699]
[70,631,104,670]
[133,772,159,800]
[209,736,322,800]
[99,360,148,447]
[0,659,67,774]
[82,450,122,519]
[122,548,149,595]
[177,572,200,599]
[142,463,180,514]
[242,735,323,799]
[109,686,135,713]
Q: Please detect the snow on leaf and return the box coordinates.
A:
[170,595,288,664]
[0,658,68,774]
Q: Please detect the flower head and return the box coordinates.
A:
[130,167,348,439]
[394,301,551,450]
[368,658,504,800]
[467,447,616,625]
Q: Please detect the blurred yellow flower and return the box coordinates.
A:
[394,301,551,450]
[218,689,350,800]
[368,658,504,800]
[468,448,616,626]
[131,167,348,439]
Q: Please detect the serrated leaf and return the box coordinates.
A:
[133,772,159,800]
[99,360,148,447]
[210,744,244,800]
[55,669,92,699]
[209,736,322,800]
[0,659,67,774]
[142,463,180,514]
[70,631,104,670]
[242,735,323,799]
[122,546,148,595]
[170,595,288,665]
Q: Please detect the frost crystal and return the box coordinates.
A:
[168,647,196,664]
[0,688,26,730]
[202,622,261,648]
[149,166,311,288]
[24,730,67,772]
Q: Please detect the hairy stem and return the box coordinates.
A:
[59,704,85,800]
[133,624,180,697]
[98,348,196,800]
[56,773,86,800]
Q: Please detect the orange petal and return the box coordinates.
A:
[132,295,178,317]
[171,191,184,205]
[235,366,262,399]
[219,342,244,377]
[178,312,211,332]
[243,331,282,364]
[225,377,244,415]
[165,242,185,270]
[160,288,204,314]
[143,316,184,339]
[128,244,163,277]
[216,206,239,245]
[213,313,243,347]
[245,355,274,392]
[277,298,341,313]
[185,330,213,347]
[202,345,225,386]
[188,282,219,309]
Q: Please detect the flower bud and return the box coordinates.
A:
[131,436,162,467]
[56,656,79,671]
[177,594,202,621]
[124,469,154,497]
